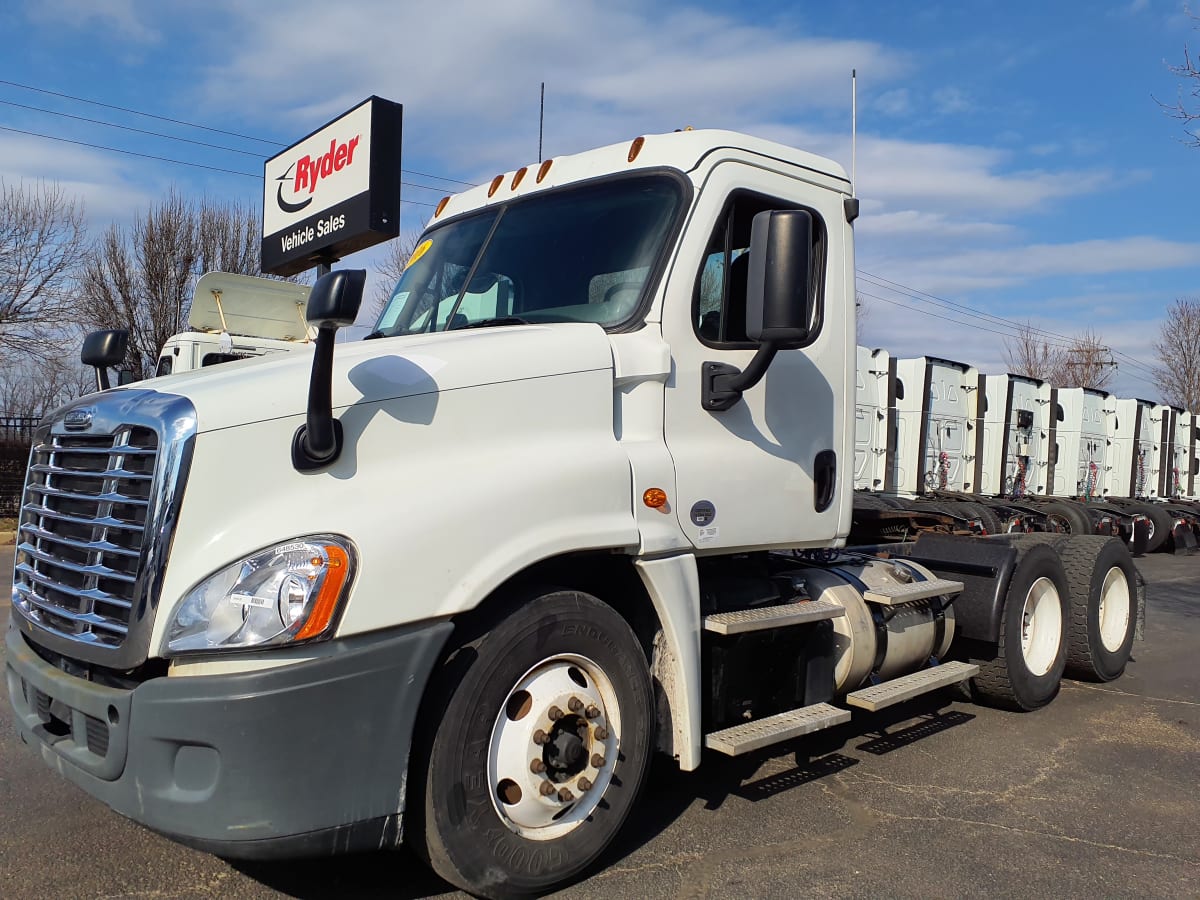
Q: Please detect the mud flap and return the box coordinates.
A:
[1130,517,1150,557]
[1170,521,1198,555]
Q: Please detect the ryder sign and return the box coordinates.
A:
[262,97,402,276]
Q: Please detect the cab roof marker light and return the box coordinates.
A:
[488,175,504,197]
[434,196,450,217]
[536,159,553,183]
[511,166,528,190]
[627,136,645,163]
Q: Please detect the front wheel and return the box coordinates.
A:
[408,588,654,898]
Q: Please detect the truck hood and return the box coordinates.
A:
[142,323,617,433]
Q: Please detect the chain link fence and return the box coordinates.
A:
[0,416,39,517]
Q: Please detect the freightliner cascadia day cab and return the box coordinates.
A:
[8,130,1144,898]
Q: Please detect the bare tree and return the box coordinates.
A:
[77,190,277,379]
[1054,327,1114,389]
[0,180,88,357]
[1004,321,1064,381]
[1160,11,1200,147]
[0,351,91,417]
[1154,297,1200,411]
[367,228,425,323]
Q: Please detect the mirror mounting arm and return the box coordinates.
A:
[701,341,779,411]
[290,268,365,472]
[291,325,344,470]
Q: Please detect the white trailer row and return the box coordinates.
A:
[853,346,1200,552]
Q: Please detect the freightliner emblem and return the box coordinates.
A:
[63,408,94,430]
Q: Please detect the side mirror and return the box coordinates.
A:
[746,209,815,346]
[293,269,367,471]
[306,269,365,329]
[702,209,817,412]
[81,329,129,391]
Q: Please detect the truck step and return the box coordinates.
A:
[703,599,845,635]
[863,577,964,606]
[705,702,851,756]
[845,661,979,712]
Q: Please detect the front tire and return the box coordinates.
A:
[409,588,654,898]
[971,543,1069,711]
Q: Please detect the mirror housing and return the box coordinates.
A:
[81,329,129,391]
[746,209,815,346]
[305,268,365,329]
[293,269,367,471]
[702,209,817,412]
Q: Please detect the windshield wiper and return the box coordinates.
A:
[363,329,385,340]
[451,316,530,330]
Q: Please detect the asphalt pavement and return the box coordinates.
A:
[1,544,1197,899]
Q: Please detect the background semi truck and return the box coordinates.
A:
[850,345,1199,552]
[9,129,1147,898]
[83,271,313,388]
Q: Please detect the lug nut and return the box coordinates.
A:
[577,777,592,792]
[591,753,606,768]
[548,706,564,721]
[558,787,575,802]
[539,781,556,797]
[530,758,546,774]
[594,726,608,740]
[533,729,549,745]
[585,705,600,719]
[568,697,584,712]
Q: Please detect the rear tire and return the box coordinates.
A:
[1058,536,1137,682]
[408,589,654,899]
[1042,500,1093,535]
[971,543,1069,711]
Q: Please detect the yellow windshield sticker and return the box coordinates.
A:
[406,239,432,269]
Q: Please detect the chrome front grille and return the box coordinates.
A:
[11,391,196,669]
[15,428,158,647]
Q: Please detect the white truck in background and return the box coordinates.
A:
[83,272,313,388]
[12,129,1145,898]
[850,347,1199,553]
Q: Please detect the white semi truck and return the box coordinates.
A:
[9,130,1144,898]
[850,347,1199,552]
[82,272,313,388]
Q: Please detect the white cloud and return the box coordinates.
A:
[875,89,912,116]
[23,0,159,42]
[932,86,972,116]
[0,133,158,224]
[181,0,909,175]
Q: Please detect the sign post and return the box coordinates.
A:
[261,96,402,277]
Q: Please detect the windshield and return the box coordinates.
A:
[374,174,683,336]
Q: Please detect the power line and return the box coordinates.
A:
[858,289,1159,387]
[0,123,261,178]
[857,269,1161,377]
[0,97,265,157]
[0,123,440,208]
[0,77,283,147]
[0,78,478,188]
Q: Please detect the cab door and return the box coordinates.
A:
[660,161,853,552]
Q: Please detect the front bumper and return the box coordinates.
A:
[6,620,452,858]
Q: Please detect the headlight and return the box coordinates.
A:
[165,536,354,655]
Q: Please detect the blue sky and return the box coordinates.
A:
[2,0,1198,400]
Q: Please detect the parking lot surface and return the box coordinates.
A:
[2,545,1197,899]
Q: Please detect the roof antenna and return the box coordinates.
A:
[851,68,857,195]
[539,82,545,163]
